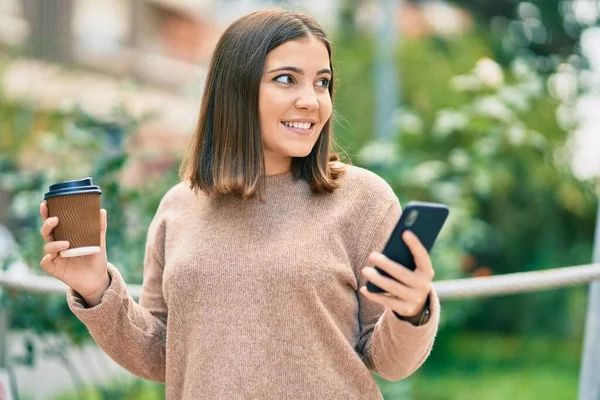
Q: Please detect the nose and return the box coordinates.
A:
[294,87,319,111]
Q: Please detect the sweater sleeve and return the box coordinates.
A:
[355,199,441,381]
[66,214,168,383]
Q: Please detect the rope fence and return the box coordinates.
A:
[435,263,600,299]
[1,263,600,300]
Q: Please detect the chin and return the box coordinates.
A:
[286,146,315,158]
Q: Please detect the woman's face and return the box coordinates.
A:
[259,34,333,173]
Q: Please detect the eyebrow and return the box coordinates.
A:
[266,66,332,76]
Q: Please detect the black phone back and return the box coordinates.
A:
[367,201,449,293]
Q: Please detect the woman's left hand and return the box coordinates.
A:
[359,230,434,318]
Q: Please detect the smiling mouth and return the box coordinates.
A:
[281,121,315,131]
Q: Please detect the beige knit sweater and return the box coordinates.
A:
[67,164,440,399]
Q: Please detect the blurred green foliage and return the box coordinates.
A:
[336,29,596,336]
[0,99,179,345]
[332,33,375,156]
[444,0,580,59]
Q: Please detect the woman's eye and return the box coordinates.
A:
[316,78,330,88]
[274,74,294,85]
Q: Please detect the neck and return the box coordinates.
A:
[264,155,292,176]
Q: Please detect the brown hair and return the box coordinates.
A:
[179,8,347,201]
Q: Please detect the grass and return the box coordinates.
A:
[408,367,578,400]
[377,331,583,400]
[50,379,164,400]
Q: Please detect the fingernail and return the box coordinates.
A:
[60,242,69,249]
[403,231,413,240]
[370,252,384,262]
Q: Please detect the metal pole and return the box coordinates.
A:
[0,309,7,369]
[374,0,400,140]
[579,192,600,400]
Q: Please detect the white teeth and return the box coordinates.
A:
[282,121,312,130]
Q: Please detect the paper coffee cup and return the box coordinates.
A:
[43,177,102,258]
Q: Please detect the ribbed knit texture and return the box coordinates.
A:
[47,193,101,248]
[67,164,440,399]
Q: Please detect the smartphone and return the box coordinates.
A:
[366,201,449,294]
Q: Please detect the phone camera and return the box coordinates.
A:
[405,210,418,227]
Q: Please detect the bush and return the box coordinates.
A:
[0,102,179,345]
[333,31,596,336]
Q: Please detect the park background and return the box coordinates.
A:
[0,0,599,399]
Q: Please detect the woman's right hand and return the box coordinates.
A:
[39,201,111,307]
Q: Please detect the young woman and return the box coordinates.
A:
[39,8,439,399]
